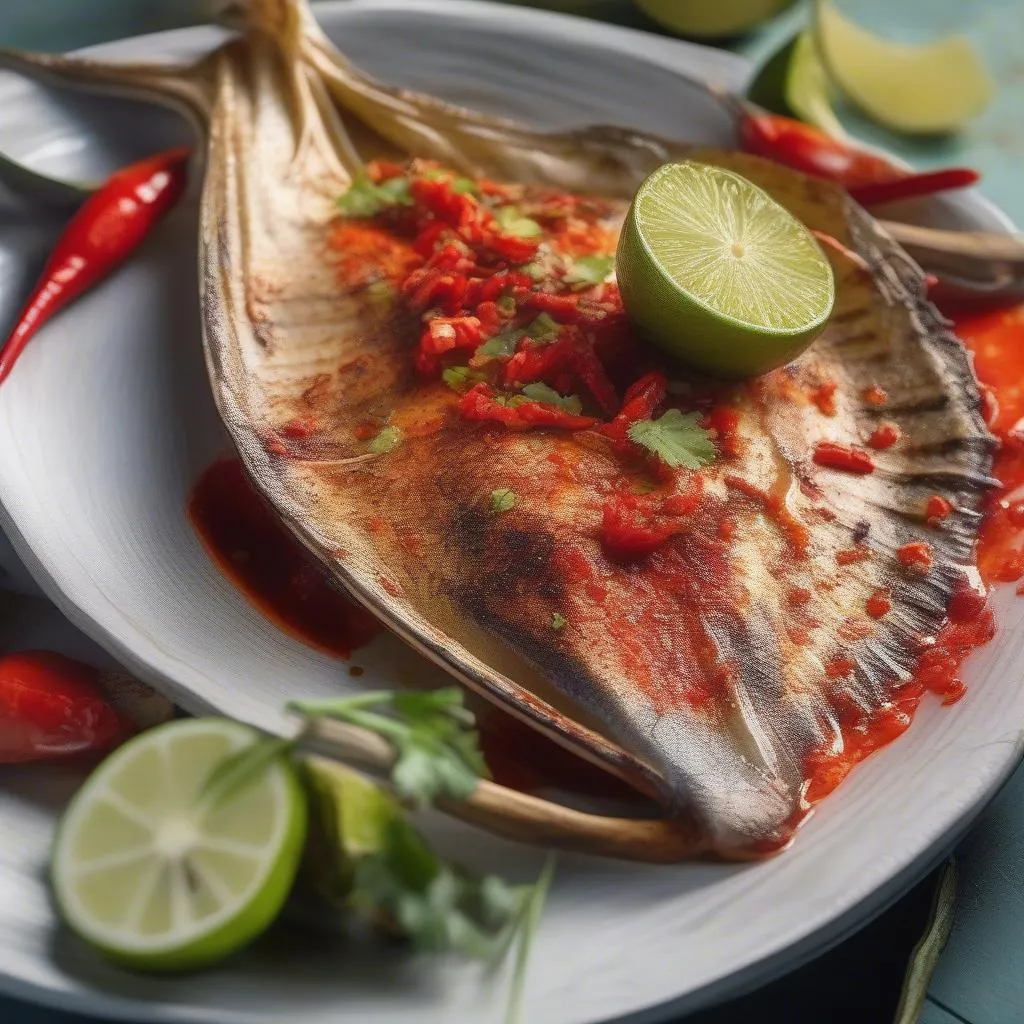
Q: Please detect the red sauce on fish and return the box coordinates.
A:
[188,457,380,658]
[799,301,1024,824]
[189,456,628,798]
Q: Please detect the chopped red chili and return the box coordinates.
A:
[813,441,875,475]
[926,495,953,526]
[868,423,901,450]
[458,382,597,431]
[897,542,933,573]
[863,386,888,407]
[866,589,891,619]
[811,380,838,416]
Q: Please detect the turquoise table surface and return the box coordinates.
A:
[1,2,1022,1023]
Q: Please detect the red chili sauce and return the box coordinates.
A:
[797,302,1024,816]
[188,457,380,659]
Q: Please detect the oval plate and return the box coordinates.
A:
[0,3,1022,1023]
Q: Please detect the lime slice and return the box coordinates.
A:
[51,718,307,972]
[635,0,796,39]
[616,161,835,378]
[747,31,847,139]
[814,0,994,134]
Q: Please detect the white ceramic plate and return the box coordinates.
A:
[0,3,1022,1023]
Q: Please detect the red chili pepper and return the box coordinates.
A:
[0,651,129,763]
[847,168,981,207]
[0,147,190,386]
[740,112,978,204]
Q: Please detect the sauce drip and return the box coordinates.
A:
[188,457,380,658]
[189,456,624,797]
[799,301,1024,823]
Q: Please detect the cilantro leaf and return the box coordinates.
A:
[477,329,522,358]
[495,206,542,238]
[289,688,488,806]
[369,426,403,454]
[526,313,560,341]
[490,488,517,513]
[337,174,413,217]
[549,612,566,631]
[565,255,614,288]
[521,384,582,415]
[476,314,561,360]
[627,409,717,470]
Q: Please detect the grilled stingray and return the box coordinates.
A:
[4,0,995,857]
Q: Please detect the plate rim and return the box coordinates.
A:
[0,4,1021,1024]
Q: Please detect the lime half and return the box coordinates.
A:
[814,0,993,135]
[51,718,307,972]
[616,161,835,378]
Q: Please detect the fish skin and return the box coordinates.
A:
[192,32,995,855]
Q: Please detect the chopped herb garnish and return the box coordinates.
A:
[566,255,614,288]
[521,383,583,415]
[550,612,566,631]
[369,425,403,454]
[366,281,397,305]
[490,488,517,513]
[302,757,554,1023]
[337,174,413,217]
[528,313,560,341]
[442,366,478,392]
[495,206,542,239]
[627,410,717,470]
[289,688,488,807]
[477,329,522,359]
[451,177,477,195]
[476,314,561,360]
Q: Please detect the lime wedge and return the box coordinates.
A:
[635,0,796,39]
[616,161,835,378]
[51,719,307,972]
[747,31,847,139]
[814,0,994,134]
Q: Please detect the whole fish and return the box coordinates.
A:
[3,0,994,857]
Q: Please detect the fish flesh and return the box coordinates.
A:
[2,0,995,857]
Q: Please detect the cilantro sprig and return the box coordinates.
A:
[199,687,551,1024]
[627,409,717,470]
[289,688,488,806]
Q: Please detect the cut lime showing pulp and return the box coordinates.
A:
[51,718,307,972]
[616,161,835,378]
[814,0,994,135]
